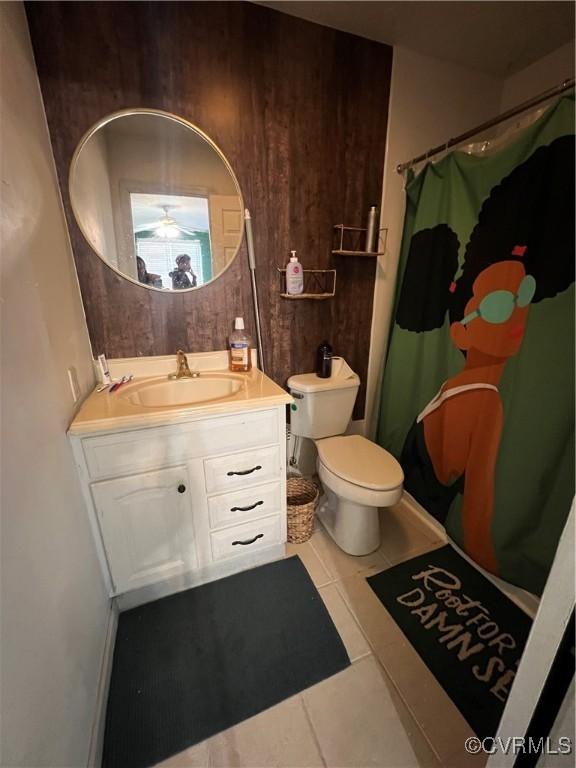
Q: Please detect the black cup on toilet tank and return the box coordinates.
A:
[316,341,333,378]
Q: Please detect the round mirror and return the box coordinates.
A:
[69,110,244,292]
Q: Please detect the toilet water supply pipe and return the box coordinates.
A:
[244,209,266,373]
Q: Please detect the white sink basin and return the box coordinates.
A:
[120,374,245,408]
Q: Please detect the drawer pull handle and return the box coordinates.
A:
[227,465,262,477]
[177,484,186,494]
[232,533,264,546]
[231,500,264,512]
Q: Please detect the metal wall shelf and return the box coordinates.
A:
[332,224,387,257]
[277,267,336,300]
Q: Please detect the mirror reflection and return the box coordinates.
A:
[70,111,243,291]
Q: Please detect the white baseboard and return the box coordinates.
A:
[87,604,118,768]
[399,490,449,542]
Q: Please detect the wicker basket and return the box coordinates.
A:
[286,477,319,543]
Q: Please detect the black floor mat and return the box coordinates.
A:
[367,545,533,739]
[103,556,350,768]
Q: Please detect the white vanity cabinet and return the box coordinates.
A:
[70,406,288,603]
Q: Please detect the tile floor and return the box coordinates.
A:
[154,503,488,768]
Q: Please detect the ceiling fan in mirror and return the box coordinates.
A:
[145,206,181,240]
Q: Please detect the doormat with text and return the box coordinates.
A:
[367,545,533,738]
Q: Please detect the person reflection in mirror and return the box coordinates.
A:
[169,254,197,289]
[136,256,163,288]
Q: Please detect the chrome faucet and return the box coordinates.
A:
[169,350,200,379]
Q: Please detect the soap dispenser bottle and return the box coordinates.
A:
[229,317,252,372]
[286,250,304,295]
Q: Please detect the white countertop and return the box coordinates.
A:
[69,353,292,436]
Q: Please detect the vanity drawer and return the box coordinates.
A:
[210,515,281,562]
[204,446,280,494]
[208,481,282,529]
[81,409,278,481]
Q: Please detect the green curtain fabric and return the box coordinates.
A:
[377,96,575,595]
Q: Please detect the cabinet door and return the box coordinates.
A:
[92,466,198,594]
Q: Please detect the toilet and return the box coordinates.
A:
[288,358,404,556]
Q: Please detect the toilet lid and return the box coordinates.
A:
[317,435,404,491]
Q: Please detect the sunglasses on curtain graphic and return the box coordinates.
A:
[460,274,537,326]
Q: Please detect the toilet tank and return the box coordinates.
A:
[288,357,360,439]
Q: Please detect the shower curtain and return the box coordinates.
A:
[378,95,575,595]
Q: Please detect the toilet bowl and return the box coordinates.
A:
[316,434,404,555]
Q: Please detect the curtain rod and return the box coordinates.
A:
[396,77,575,174]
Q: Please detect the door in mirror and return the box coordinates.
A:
[69,110,244,292]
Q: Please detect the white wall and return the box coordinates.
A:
[364,46,502,437]
[501,40,575,111]
[0,4,111,765]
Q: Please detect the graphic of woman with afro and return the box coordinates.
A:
[395,135,574,574]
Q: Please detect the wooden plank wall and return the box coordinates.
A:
[26,1,392,418]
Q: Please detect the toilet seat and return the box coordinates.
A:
[316,435,404,491]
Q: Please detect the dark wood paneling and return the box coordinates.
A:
[26,1,392,418]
